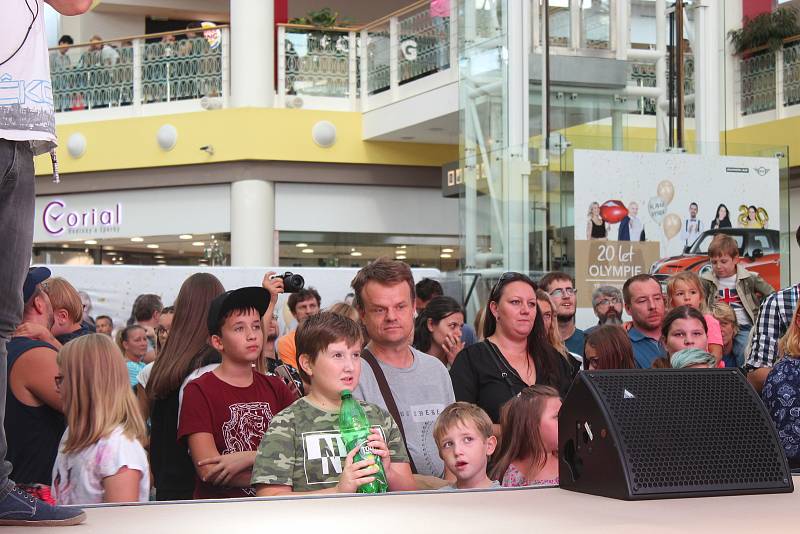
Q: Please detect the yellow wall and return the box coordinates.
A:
[35,108,458,175]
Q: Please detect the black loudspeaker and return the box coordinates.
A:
[559,369,793,500]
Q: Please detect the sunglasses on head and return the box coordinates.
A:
[489,272,536,300]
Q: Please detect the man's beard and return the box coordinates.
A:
[556,312,575,324]
[599,310,622,325]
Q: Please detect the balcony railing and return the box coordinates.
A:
[628,52,694,118]
[49,27,229,115]
[277,0,457,111]
[737,36,800,118]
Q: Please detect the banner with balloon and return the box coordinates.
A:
[571,149,779,309]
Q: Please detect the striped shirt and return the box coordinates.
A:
[746,284,800,368]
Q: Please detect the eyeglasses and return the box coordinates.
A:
[54,375,63,389]
[549,287,577,298]
[596,297,621,307]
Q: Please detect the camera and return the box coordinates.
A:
[273,272,305,293]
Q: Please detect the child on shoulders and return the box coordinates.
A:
[252,312,416,495]
[52,334,150,504]
[433,402,499,490]
[490,385,561,488]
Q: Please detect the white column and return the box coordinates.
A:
[231,0,274,108]
[655,0,668,151]
[231,179,275,267]
[693,0,721,154]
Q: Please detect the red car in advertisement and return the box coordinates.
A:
[650,228,781,291]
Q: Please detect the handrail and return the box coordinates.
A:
[278,23,357,33]
[47,25,231,52]
[738,33,800,56]
[361,0,431,31]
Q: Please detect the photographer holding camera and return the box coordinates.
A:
[274,273,320,370]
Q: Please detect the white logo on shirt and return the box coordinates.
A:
[222,402,274,454]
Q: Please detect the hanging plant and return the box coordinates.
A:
[289,8,352,28]
[728,7,800,55]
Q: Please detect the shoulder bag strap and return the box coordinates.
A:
[360,348,418,474]
[484,340,521,396]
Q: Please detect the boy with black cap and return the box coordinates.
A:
[177,286,295,499]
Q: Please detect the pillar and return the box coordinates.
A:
[230,0,274,108]
[231,179,275,267]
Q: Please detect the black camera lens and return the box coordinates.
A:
[280,272,305,293]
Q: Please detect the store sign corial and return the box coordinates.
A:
[43,199,122,236]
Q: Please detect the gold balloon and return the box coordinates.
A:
[657,180,675,205]
[663,213,682,240]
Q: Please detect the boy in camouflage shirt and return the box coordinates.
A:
[252,312,416,494]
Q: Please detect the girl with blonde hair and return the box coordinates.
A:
[52,334,149,504]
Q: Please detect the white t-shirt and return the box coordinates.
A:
[137,362,154,389]
[718,275,752,326]
[0,0,56,153]
[51,426,150,505]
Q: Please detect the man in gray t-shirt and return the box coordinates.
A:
[350,260,456,478]
[354,346,454,477]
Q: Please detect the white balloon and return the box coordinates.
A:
[648,196,666,224]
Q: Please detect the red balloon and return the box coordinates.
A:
[600,200,628,224]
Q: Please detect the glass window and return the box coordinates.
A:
[580,0,610,49]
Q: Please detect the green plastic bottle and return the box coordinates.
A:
[338,390,388,493]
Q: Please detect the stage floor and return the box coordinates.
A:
[26,483,799,533]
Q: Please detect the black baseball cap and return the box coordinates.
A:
[207,287,270,336]
[23,266,51,304]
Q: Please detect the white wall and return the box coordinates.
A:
[275,183,459,236]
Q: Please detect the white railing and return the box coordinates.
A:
[49,27,229,117]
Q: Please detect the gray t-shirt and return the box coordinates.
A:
[353,346,455,477]
[437,480,502,491]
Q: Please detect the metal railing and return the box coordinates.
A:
[628,52,694,118]
[49,27,229,113]
[735,36,800,117]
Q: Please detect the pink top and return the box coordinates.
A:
[704,314,723,348]
[501,463,559,488]
[430,0,450,18]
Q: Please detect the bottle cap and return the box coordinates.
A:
[341,389,352,398]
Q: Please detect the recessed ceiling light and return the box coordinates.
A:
[350,251,362,257]
[154,255,165,259]
[179,234,193,240]
[396,245,406,250]
[396,255,407,260]
[146,244,159,249]
[442,248,454,253]
[192,241,205,247]
[440,253,452,259]
[61,244,69,249]
[130,237,144,242]
[296,243,308,248]
[107,251,117,256]
[156,260,166,264]
[104,246,115,250]
[84,240,97,245]
[301,248,314,254]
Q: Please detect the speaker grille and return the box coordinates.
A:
[588,369,788,495]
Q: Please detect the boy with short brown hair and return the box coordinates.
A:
[433,402,498,490]
[700,234,774,365]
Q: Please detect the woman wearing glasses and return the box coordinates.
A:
[450,273,575,435]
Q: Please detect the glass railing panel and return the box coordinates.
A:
[740,49,776,116]
[398,3,451,84]
[141,35,223,104]
[284,28,352,98]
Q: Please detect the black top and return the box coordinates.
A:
[55,321,95,345]
[6,337,66,485]
[710,218,732,230]
[591,219,607,238]
[150,346,221,501]
[450,340,575,423]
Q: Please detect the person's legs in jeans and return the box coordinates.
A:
[733,323,752,367]
[0,139,35,496]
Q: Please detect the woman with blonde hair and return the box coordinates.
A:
[586,201,608,240]
[52,334,149,504]
[762,301,800,468]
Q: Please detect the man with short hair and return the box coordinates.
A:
[539,272,585,356]
[745,225,800,392]
[276,288,321,370]
[585,285,624,334]
[623,274,667,368]
[680,202,703,248]
[133,293,163,354]
[6,268,65,489]
[95,315,114,336]
[351,258,455,479]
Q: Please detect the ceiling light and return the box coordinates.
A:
[146,244,159,249]
[396,255,407,260]
[192,241,205,247]
[301,248,314,254]
[396,245,406,250]
[156,260,166,264]
[104,246,115,250]
[350,251,362,257]
[84,240,97,245]
[61,244,69,249]
[130,237,144,242]
[296,243,308,248]
[154,255,165,259]
[107,251,117,256]
[440,253,452,259]
[442,248,454,253]
[179,234,193,240]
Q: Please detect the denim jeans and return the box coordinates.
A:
[0,140,35,495]
[733,323,752,368]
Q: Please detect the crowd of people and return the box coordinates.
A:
[1,224,798,517]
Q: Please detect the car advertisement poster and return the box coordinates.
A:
[572,150,779,308]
